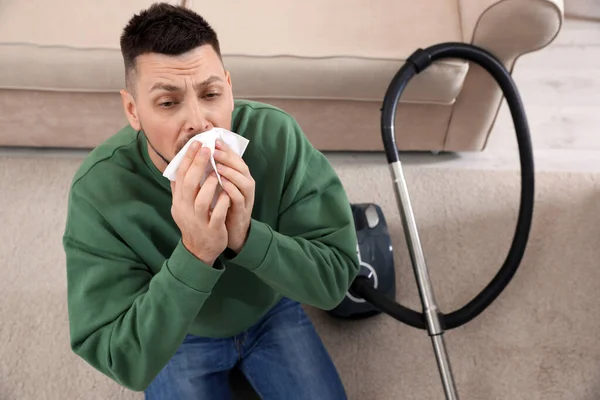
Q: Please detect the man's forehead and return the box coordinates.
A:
[135,46,222,78]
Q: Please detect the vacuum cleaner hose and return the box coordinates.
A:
[351,43,534,330]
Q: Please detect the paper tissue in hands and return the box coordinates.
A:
[163,127,250,207]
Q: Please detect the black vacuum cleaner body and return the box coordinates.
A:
[328,203,396,319]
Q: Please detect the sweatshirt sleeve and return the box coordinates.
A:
[224,124,360,310]
[63,189,224,391]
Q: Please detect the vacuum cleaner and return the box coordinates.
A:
[329,42,534,400]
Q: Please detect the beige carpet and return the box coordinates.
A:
[1,151,599,399]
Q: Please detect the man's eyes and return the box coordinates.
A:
[156,92,221,108]
[158,101,177,108]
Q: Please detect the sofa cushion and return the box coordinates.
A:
[225,55,468,105]
[187,0,469,105]
[0,0,180,92]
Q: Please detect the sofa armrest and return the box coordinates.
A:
[442,0,564,151]
[460,0,564,64]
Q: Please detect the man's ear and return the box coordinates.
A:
[120,89,141,131]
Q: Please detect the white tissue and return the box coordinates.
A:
[163,127,250,184]
[162,128,250,209]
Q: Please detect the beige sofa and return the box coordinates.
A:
[0,0,563,153]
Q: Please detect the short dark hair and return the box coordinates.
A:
[120,3,222,91]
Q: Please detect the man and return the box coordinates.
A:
[62,3,359,399]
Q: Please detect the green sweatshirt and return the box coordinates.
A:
[62,99,359,391]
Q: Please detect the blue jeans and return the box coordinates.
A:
[144,297,348,399]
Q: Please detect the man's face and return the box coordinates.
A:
[120,44,234,169]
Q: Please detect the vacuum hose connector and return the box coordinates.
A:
[351,42,534,331]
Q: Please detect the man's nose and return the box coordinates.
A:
[184,99,212,133]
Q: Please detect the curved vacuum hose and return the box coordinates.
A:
[350,43,534,331]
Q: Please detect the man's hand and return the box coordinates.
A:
[170,142,231,266]
[213,139,255,254]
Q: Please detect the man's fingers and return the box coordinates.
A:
[194,173,220,216]
[182,146,211,205]
[176,142,201,187]
[213,147,250,178]
[220,176,245,208]
[217,164,254,206]
[215,139,229,151]
[209,191,230,227]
